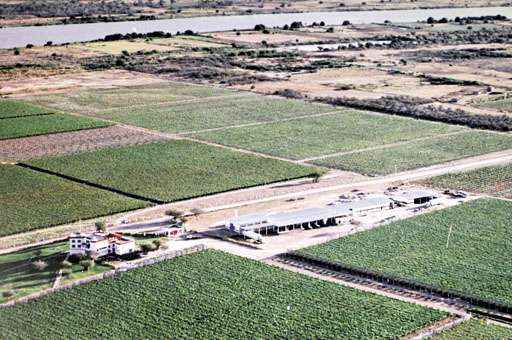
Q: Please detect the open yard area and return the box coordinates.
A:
[0,241,110,303]
[423,163,512,198]
[312,131,512,175]
[0,113,111,140]
[191,111,463,160]
[299,198,512,305]
[27,140,318,203]
[0,165,147,236]
[0,250,447,338]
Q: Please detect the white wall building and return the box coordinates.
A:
[69,232,136,258]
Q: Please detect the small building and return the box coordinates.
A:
[390,189,439,206]
[69,232,136,259]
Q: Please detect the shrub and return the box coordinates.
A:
[2,290,15,298]
[79,259,94,271]
[95,220,107,232]
[13,48,20,55]
[61,260,73,269]
[273,89,303,99]
[32,260,48,271]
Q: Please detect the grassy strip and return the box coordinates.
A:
[193,111,461,160]
[434,318,512,339]
[0,165,148,237]
[422,163,512,198]
[0,250,447,339]
[0,114,112,140]
[97,95,335,133]
[312,131,512,175]
[0,99,55,119]
[28,140,320,203]
[299,198,512,305]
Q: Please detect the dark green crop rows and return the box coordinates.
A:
[299,198,512,305]
[0,113,112,140]
[0,250,447,339]
[28,140,319,202]
[0,165,147,236]
[434,318,512,339]
[0,99,54,119]
[423,163,512,199]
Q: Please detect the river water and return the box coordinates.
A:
[0,6,511,48]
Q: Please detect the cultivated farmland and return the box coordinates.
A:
[0,113,111,140]
[434,318,512,339]
[476,97,512,113]
[29,82,236,114]
[98,95,336,133]
[299,198,512,305]
[27,140,319,203]
[312,131,512,175]
[192,111,462,160]
[0,165,148,236]
[0,99,54,119]
[422,163,512,198]
[0,250,447,339]
[0,125,165,161]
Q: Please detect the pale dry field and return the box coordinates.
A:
[1,70,166,96]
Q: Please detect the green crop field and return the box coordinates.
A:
[476,97,512,112]
[192,111,462,160]
[0,250,447,339]
[423,164,512,198]
[29,83,236,114]
[0,241,110,303]
[434,318,512,339]
[0,99,54,119]
[96,95,336,133]
[313,131,512,175]
[299,198,512,305]
[0,165,147,236]
[28,140,318,202]
[0,113,112,140]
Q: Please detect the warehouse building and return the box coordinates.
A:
[226,195,391,240]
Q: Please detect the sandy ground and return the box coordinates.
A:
[1,70,166,96]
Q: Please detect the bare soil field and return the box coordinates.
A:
[1,70,165,96]
[234,67,473,101]
[0,125,166,162]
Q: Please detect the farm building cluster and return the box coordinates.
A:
[226,189,442,241]
[69,232,137,259]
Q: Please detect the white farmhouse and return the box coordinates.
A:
[69,232,136,258]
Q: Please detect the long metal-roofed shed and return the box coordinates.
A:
[226,195,392,238]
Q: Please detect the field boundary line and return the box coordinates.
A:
[267,259,467,316]
[16,163,164,204]
[177,110,342,135]
[406,315,470,339]
[0,112,55,120]
[298,130,470,162]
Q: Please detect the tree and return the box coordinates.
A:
[13,48,20,55]
[95,220,107,232]
[152,239,162,250]
[309,171,323,183]
[140,243,157,253]
[79,259,94,271]
[61,260,73,269]
[32,260,48,271]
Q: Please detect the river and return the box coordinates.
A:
[0,6,511,49]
